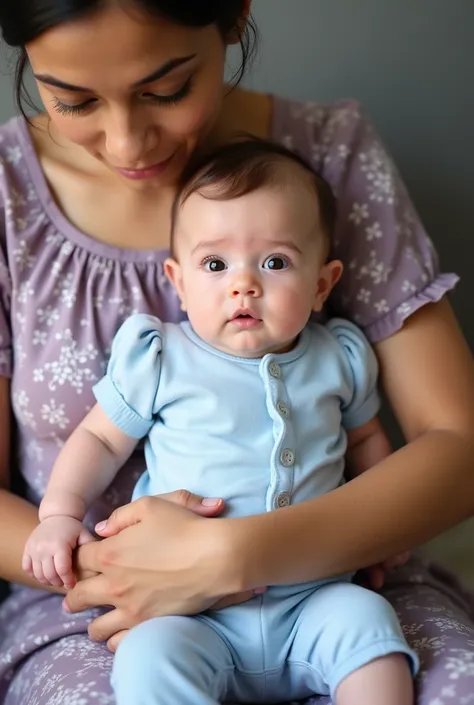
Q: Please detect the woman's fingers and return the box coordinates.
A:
[211,587,267,610]
[95,492,225,537]
[107,629,129,653]
[63,573,111,613]
[88,607,129,642]
[381,552,410,570]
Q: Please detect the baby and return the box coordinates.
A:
[24,139,418,705]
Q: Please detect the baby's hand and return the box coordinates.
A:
[22,516,94,589]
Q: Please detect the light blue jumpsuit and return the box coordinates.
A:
[93,315,418,704]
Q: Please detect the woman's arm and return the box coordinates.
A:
[0,377,64,589]
[237,298,474,587]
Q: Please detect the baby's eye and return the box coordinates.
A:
[262,255,289,271]
[203,258,227,272]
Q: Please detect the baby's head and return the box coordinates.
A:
[165,138,343,358]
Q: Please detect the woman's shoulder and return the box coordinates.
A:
[270,93,370,179]
[0,115,41,206]
[271,93,364,138]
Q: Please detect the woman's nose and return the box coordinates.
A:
[104,109,155,166]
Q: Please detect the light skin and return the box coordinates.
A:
[23,176,344,587]
[0,0,471,686]
[23,178,413,704]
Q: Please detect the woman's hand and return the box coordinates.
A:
[65,491,260,650]
[359,552,411,590]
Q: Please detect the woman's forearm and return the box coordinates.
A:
[0,488,64,591]
[231,428,474,590]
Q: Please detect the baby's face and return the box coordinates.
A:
[166,181,341,358]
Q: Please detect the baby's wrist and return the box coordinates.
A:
[39,491,85,523]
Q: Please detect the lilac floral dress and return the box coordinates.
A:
[0,96,472,705]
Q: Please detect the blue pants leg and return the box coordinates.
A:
[283,582,418,701]
[111,615,235,705]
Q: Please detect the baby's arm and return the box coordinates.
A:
[23,404,138,588]
[345,416,392,478]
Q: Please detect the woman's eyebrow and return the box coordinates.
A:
[34,54,197,93]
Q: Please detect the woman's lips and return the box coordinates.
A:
[115,154,175,180]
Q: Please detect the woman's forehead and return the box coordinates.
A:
[26,3,214,86]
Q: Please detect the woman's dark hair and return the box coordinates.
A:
[0,0,258,118]
[170,137,337,255]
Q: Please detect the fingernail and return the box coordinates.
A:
[253,586,267,595]
[201,498,221,507]
[62,599,71,613]
[95,521,107,531]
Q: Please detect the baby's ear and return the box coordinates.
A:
[313,260,343,312]
[164,258,187,311]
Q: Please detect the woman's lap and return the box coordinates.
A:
[4,635,115,705]
[1,558,474,704]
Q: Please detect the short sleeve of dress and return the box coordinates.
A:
[93,313,164,439]
[326,318,380,430]
[273,99,459,343]
[0,199,12,378]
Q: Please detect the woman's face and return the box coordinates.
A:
[26,3,231,188]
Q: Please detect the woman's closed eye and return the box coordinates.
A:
[51,76,195,117]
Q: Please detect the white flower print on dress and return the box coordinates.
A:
[12,390,37,430]
[365,221,383,241]
[37,306,60,327]
[411,636,447,656]
[348,202,369,225]
[108,285,142,317]
[356,288,371,304]
[32,330,48,346]
[402,280,417,294]
[13,240,35,271]
[359,142,397,204]
[445,649,474,680]
[374,299,390,314]
[17,281,35,304]
[26,439,44,461]
[14,340,27,367]
[397,302,414,317]
[34,329,99,394]
[40,399,70,430]
[441,684,457,698]
[290,102,326,126]
[358,250,392,285]
[426,617,474,636]
[337,144,350,160]
[45,232,64,247]
[54,272,77,308]
[6,146,22,165]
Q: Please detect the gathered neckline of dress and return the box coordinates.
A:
[13,95,279,264]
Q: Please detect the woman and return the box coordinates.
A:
[0,1,472,703]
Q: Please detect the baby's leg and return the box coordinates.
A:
[335,653,413,705]
[287,582,418,704]
[111,614,234,705]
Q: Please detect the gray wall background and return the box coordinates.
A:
[0,0,473,578]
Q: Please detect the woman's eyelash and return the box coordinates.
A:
[51,98,96,117]
[51,76,194,117]
[147,76,194,106]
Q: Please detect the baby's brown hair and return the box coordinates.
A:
[170,137,337,257]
